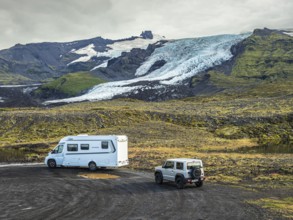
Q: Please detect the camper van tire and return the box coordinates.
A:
[48,159,56,168]
[89,162,97,171]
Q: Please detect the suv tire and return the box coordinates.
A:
[155,172,163,184]
[195,181,203,187]
[176,176,185,189]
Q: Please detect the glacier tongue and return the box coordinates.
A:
[45,33,250,104]
[135,34,250,84]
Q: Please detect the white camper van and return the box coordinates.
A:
[44,134,128,170]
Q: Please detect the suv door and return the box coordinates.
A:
[162,161,175,181]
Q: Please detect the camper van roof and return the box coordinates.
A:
[60,135,127,142]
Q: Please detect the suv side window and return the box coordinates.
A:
[164,161,174,169]
[176,162,183,170]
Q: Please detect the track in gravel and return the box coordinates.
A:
[0,165,267,220]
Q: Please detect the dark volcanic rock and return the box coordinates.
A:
[92,42,166,81]
[146,60,167,75]
[0,37,113,83]
[0,86,41,107]
[253,28,285,37]
[140,31,153,39]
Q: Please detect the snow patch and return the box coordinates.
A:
[68,44,98,64]
[69,35,165,67]
[91,62,108,71]
[283,31,293,37]
[96,34,164,59]
[0,84,42,88]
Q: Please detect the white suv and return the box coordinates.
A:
[154,158,205,189]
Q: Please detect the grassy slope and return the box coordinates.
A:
[207,31,293,95]
[232,33,293,79]
[0,72,32,85]
[35,71,105,97]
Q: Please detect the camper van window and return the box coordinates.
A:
[57,145,64,153]
[67,144,78,151]
[102,141,108,149]
[80,144,89,150]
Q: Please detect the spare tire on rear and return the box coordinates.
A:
[191,167,202,179]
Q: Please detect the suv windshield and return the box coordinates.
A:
[187,161,201,169]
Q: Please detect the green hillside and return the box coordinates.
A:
[231,31,293,79]
[0,72,32,85]
[192,29,293,98]
[34,71,105,98]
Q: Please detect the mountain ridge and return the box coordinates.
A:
[0,28,292,107]
[0,31,160,84]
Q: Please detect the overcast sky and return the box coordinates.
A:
[0,0,292,49]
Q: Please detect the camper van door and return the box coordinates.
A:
[53,144,65,166]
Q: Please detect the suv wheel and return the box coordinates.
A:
[155,172,163,184]
[176,176,185,189]
[195,181,203,187]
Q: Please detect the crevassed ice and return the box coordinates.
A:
[135,34,250,84]
[45,33,251,104]
[46,83,143,104]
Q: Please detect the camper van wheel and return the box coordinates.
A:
[47,159,56,168]
[89,162,97,171]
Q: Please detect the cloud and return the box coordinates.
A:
[0,0,292,49]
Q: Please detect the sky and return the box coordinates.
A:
[0,0,292,49]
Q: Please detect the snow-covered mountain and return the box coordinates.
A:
[45,33,250,104]
[68,34,164,69]
[0,31,162,82]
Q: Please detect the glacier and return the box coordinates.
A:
[45,33,250,104]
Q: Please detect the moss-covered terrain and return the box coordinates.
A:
[247,197,293,219]
[192,29,293,98]
[0,71,32,85]
[33,71,105,98]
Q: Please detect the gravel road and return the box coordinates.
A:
[0,165,270,220]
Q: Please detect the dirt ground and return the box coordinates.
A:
[0,164,282,220]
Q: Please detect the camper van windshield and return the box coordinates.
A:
[57,145,64,153]
[53,145,64,154]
